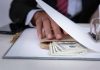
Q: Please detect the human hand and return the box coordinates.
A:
[90,7,100,41]
[90,8,99,21]
[32,11,67,40]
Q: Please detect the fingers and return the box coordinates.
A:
[33,11,67,40]
[34,11,54,39]
[35,17,43,39]
[42,17,53,39]
[50,18,63,40]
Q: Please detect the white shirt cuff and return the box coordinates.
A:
[25,9,42,27]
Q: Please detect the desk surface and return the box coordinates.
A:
[0,24,100,70]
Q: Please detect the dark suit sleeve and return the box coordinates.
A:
[9,0,39,25]
[72,0,100,23]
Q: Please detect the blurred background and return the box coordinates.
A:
[0,0,12,27]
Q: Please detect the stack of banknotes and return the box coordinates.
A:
[49,42,90,56]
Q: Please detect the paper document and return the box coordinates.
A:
[3,28,100,60]
[36,0,100,52]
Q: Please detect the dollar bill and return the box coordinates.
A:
[49,41,90,56]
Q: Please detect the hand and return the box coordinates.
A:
[32,11,67,40]
[90,8,99,21]
[90,8,100,41]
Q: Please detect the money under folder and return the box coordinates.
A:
[3,0,100,60]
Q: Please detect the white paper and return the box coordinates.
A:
[4,28,100,60]
[36,0,100,52]
[5,29,49,57]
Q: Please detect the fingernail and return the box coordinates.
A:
[47,34,53,39]
[56,34,62,40]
